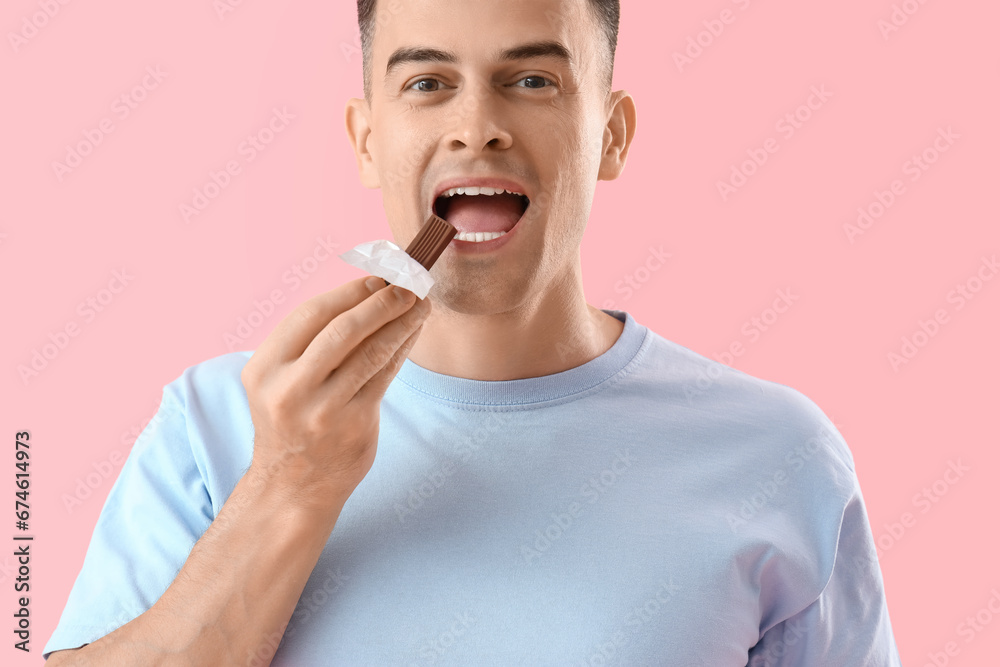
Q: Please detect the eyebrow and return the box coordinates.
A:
[384,40,573,79]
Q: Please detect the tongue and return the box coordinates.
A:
[445,193,523,233]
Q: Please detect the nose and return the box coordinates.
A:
[443,84,513,153]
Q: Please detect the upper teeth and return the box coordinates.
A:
[440,186,524,198]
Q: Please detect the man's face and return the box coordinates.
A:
[350,0,620,314]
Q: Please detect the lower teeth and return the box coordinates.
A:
[455,231,507,243]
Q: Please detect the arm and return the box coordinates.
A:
[47,469,346,666]
[48,277,430,665]
[746,489,903,666]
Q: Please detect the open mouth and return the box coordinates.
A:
[433,187,530,242]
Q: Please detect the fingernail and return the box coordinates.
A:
[365,276,384,292]
[394,286,414,302]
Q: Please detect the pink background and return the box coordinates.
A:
[3,0,998,664]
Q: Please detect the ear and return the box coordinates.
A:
[597,90,637,182]
[345,97,381,189]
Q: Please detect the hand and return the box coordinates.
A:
[240,276,431,508]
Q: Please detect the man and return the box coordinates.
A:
[45,0,903,664]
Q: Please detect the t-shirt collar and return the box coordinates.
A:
[393,310,648,407]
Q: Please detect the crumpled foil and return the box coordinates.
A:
[338,240,435,299]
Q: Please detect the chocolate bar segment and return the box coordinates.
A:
[405,213,458,270]
[382,213,457,287]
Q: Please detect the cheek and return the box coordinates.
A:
[538,122,601,197]
[539,113,598,168]
[370,108,424,158]
[371,127,433,191]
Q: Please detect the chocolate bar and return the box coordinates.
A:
[383,214,457,287]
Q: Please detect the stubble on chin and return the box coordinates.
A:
[426,263,534,316]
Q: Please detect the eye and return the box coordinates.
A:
[409,78,442,92]
[408,75,553,92]
[514,75,553,89]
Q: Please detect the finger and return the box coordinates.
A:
[263,276,383,363]
[299,283,419,382]
[353,315,426,405]
[325,295,429,401]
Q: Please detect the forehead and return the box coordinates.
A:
[371,0,599,74]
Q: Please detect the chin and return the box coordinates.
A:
[429,270,532,315]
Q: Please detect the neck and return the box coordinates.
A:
[406,267,625,381]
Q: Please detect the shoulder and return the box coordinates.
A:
[164,350,255,410]
[140,350,257,499]
[151,350,255,457]
[643,334,865,581]
[634,328,855,477]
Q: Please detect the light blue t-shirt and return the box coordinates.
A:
[45,310,902,665]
